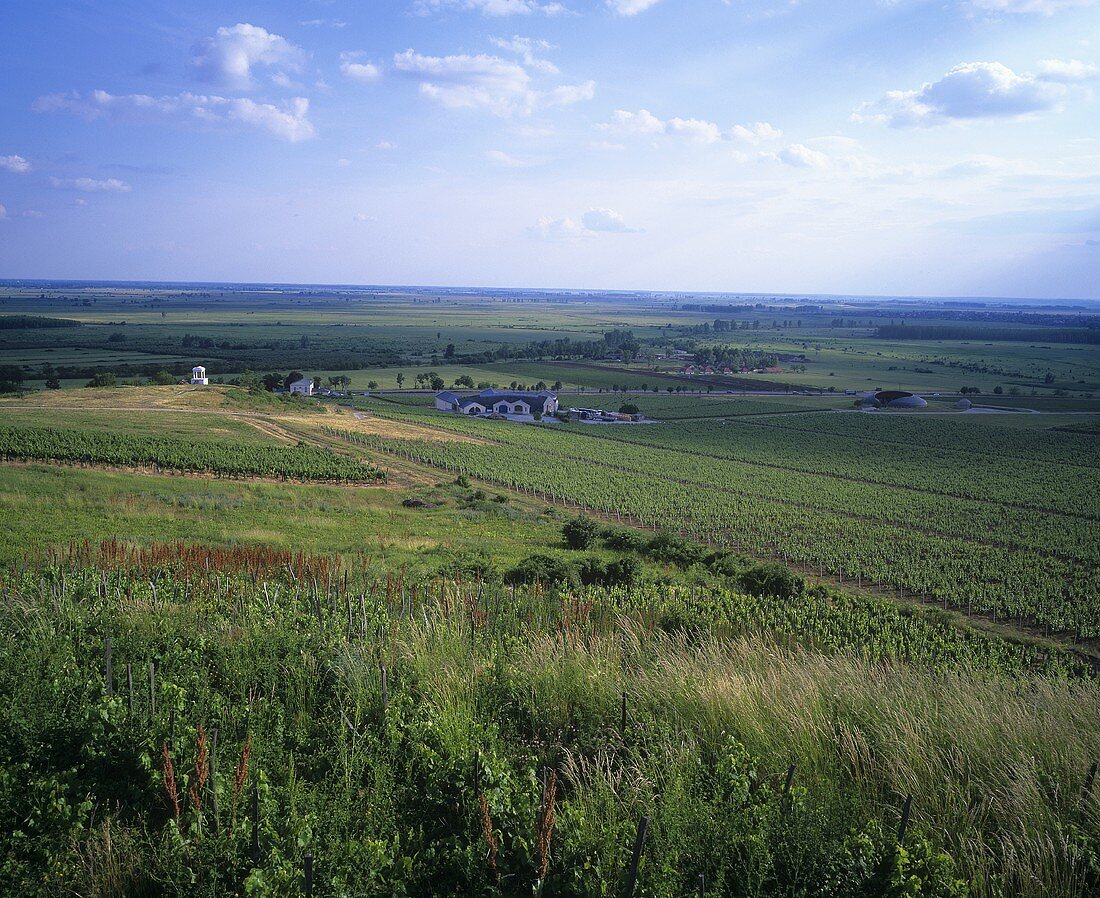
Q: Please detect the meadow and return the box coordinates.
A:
[0,287,1098,897]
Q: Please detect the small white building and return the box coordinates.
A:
[289,377,315,397]
[190,366,208,386]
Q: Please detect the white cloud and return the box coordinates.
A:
[415,0,566,16]
[337,158,352,167]
[526,216,589,239]
[776,144,829,168]
[489,36,559,74]
[49,176,132,192]
[191,23,304,90]
[21,209,44,218]
[605,108,665,135]
[486,149,528,167]
[602,109,781,145]
[527,208,641,238]
[340,57,383,82]
[300,19,347,28]
[968,0,1098,13]
[0,204,6,219]
[582,208,641,232]
[0,155,31,173]
[855,61,1072,127]
[606,0,663,14]
[1037,58,1099,82]
[393,48,593,115]
[352,212,377,222]
[376,140,396,150]
[667,117,722,143]
[728,121,783,144]
[34,90,315,142]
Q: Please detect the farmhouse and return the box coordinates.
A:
[289,377,316,397]
[435,388,558,418]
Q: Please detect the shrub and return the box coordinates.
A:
[562,516,600,550]
[601,526,648,552]
[503,554,577,587]
[645,531,705,568]
[739,563,804,599]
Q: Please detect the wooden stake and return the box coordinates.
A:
[622,815,649,898]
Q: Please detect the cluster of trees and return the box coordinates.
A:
[691,346,781,370]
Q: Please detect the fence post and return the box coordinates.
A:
[1082,761,1098,812]
[251,783,260,863]
[304,852,314,898]
[897,794,912,843]
[622,815,649,898]
[105,638,113,695]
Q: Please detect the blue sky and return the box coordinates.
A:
[1,0,1098,297]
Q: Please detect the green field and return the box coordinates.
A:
[1,289,1098,897]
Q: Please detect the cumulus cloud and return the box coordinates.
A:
[601,109,781,145]
[606,0,664,14]
[393,48,593,115]
[526,216,589,239]
[528,208,640,238]
[854,61,1078,127]
[191,23,304,90]
[49,176,131,192]
[0,155,31,173]
[34,90,315,142]
[415,0,566,16]
[1037,58,1099,82]
[728,121,783,144]
[775,143,829,168]
[582,208,641,232]
[340,53,383,82]
[488,36,558,74]
[968,0,1098,13]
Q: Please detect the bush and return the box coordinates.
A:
[604,555,642,588]
[739,563,804,600]
[619,403,639,415]
[562,516,600,550]
[601,526,648,552]
[85,372,117,388]
[645,531,706,568]
[503,553,577,587]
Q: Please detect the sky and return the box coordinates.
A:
[0,0,1098,298]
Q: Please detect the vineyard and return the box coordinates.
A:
[0,425,385,483]
[337,401,1100,638]
[2,544,1098,897]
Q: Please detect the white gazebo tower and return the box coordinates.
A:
[190,365,208,386]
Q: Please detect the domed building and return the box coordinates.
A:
[874,390,927,409]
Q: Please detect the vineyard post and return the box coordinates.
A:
[782,763,796,811]
[105,637,113,695]
[1082,761,1098,813]
[149,661,156,717]
[126,663,134,717]
[304,852,314,898]
[209,727,218,821]
[897,794,912,843]
[622,815,649,898]
[697,872,705,898]
[251,783,260,863]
